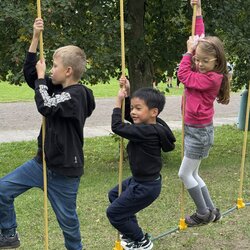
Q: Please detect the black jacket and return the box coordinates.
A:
[23,52,95,177]
[111,99,176,182]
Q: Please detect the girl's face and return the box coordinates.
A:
[194,46,217,73]
[130,97,157,124]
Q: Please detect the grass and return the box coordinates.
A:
[0,81,35,103]
[0,125,249,249]
[0,80,183,102]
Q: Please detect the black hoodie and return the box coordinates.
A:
[23,52,95,177]
[112,99,176,182]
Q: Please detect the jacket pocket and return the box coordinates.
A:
[45,129,64,165]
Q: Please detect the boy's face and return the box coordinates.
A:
[130,97,158,124]
[50,55,68,85]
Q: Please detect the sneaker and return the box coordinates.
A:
[185,210,215,227]
[122,233,153,250]
[212,208,222,222]
[120,234,131,245]
[0,233,20,249]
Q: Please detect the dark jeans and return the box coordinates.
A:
[106,176,161,241]
[0,159,82,250]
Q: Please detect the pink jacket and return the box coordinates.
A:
[177,16,223,125]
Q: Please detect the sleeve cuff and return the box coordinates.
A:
[35,78,47,89]
[26,52,37,62]
[183,52,193,57]
[113,107,121,113]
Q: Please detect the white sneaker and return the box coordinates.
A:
[122,233,153,250]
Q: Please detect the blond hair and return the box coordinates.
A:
[197,36,230,105]
[53,45,86,81]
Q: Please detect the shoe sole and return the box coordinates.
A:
[143,242,153,250]
[186,218,215,227]
[213,215,223,222]
[0,243,20,249]
[0,241,20,249]
[186,213,216,227]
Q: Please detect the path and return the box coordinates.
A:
[0,94,241,143]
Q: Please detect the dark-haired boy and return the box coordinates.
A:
[106,77,176,250]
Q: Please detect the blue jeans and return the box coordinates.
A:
[0,159,82,250]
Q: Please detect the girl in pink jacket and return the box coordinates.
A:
[177,0,230,227]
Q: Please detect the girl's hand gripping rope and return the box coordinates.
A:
[191,0,201,8]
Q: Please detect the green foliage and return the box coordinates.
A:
[202,0,250,90]
[0,0,122,85]
[0,0,249,91]
[145,0,189,82]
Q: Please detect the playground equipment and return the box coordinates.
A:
[151,80,250,242]
[178,3,197,232]
[113,0,126,249]
[237,88,250,131]
[37,1,49,249]
[237,81,250,209]
[112,0,250,248]
[34,1,249,249]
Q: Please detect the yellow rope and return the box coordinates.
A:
[37,1,49,249]
[118,0,125,198]
[191,5,197,38]
[37,1,44,60]
[120,0,126,78]
[113,0,126,249]
[237,81,250,209]
[179,4,197,230]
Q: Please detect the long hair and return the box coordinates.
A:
[198,36,230,105]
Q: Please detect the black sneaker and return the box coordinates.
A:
[0,233,20,249]
[121,233,153,250]
[185,210,216,227]
[212,208,222,222]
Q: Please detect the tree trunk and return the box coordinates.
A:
[127,0,154,93]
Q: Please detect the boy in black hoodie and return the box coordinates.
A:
[107,77,176,250]
[0,18,95,250]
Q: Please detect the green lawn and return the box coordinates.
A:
[0,125,249,249]
[0,80,183,102]
[0,81,35,102]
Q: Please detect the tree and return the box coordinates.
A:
[200,0,250,91]
[126,0,188,92]
[0,0,122,85]
[0,0,249,92]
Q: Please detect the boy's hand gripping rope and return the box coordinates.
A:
[37,1,49,249]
